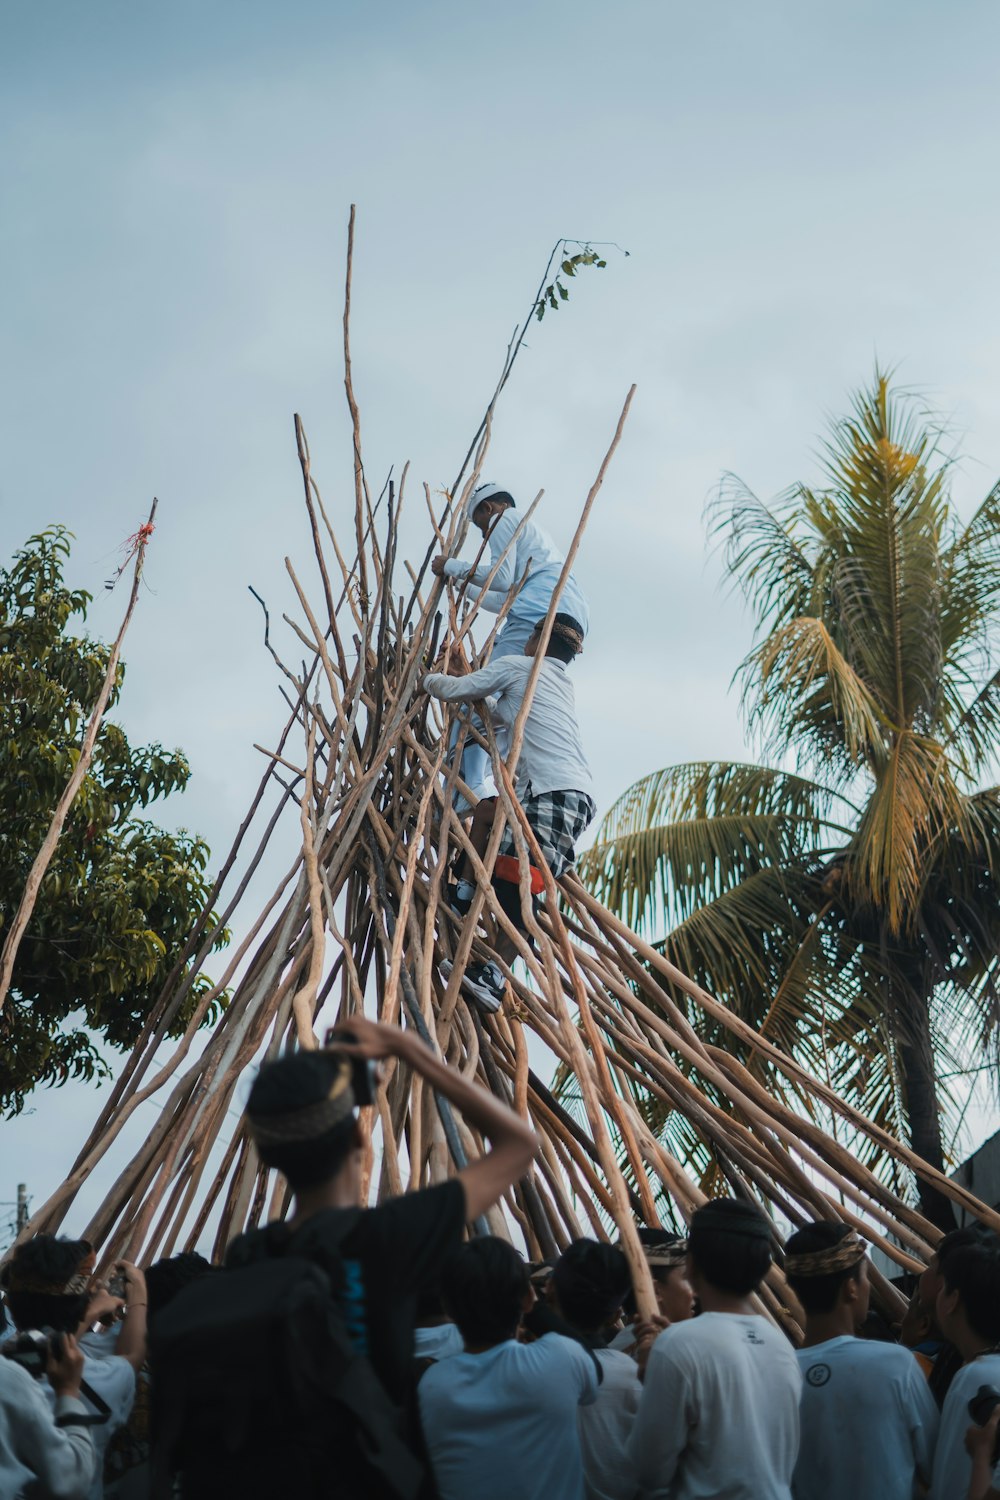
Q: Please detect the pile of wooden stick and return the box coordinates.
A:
[13,210,999,1329]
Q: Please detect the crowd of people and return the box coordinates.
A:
[3,487,1000,1497]
[2,1020,999,1499]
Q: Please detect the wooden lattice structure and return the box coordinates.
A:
[10,210,1000,1329]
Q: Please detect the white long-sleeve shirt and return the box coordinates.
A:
[423,655,593,798]
[0,1357,96,1499]
[443,509,564,609]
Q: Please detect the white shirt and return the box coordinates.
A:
[423,655,593,798]
[40,1353,136,1500]
[629,1312,802,1500]
[579,1348,641,1500]
[444,509,564,606]
[419,1332,599,1500]
[413,1322,465,1362]
[793,1335,938,1499]
[930,1352,1000,1500]
[0,1356,95,1500]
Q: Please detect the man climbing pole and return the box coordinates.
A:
[423,612,596,1012]
[431,483,589,808]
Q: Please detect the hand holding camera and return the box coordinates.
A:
[2,1328,83,1399]
[325,1019,402,1106]
[45,1332,84,1400]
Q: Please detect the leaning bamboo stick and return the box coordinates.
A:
[0,500,157,1016]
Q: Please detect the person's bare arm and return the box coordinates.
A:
[111,1262,148,1370]
[330,1018,537,1222]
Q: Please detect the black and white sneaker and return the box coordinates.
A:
[439,959,505,1014]
[446,881,474,918]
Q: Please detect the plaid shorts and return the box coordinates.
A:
[499,787,597,879]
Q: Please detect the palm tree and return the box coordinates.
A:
[580,373,1000,1229]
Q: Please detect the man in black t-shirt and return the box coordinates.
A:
[229,1017,537,1406]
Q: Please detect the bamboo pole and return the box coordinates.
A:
[0,500,158,1015]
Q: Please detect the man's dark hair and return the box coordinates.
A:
[552,1239,631,1333]
[942,1237,1000,1345]
[537,612,585,664]
[1,1236,92,1333]
[441,1237,528,1347]
[937,1223,995,1271]
[784,1222,864,1314]
[146,1252,215,1323]
[247,1052,357,1190]
[688,1199,772,1296]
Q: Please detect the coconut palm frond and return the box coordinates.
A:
[941,479,1000,665]
[580,761,843,933]
[945,669,1000,780]
[707,476,816,629]
[660,866,821,1033]
[744,615,887,771]
[818,374,948,728]
[848,731,968,932]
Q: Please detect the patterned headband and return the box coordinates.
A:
[644,1240,689,1270]
[249,1063,355,1147]
[785,1229,867,1278]
[541,619,585,653]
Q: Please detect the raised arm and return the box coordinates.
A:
[329,1018,537,1223]
[422,657,516,704]
[443,509,519,594]
[109,1263,148,1371]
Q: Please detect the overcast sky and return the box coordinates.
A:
[3,0,1000,1234]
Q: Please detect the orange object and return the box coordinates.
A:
[494,854,545,895]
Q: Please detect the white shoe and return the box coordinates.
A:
[439,959,504,1013]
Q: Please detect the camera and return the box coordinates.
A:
[1,1328,64,1380]
[968,1384,1000,1427]
[323,1028,381,1108]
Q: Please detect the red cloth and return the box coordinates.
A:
[494,853,545,895]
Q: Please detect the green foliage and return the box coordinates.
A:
[579,374,1000,1206]
[0,527,227,1114]
[534,246,609,321]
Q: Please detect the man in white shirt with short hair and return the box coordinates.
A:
[419,1236,599,1500]
[629,1198,801,1500]
[784,1219,938,1499]
[548,1238,642,1500]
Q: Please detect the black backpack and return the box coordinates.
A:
[149,1210,425,1500]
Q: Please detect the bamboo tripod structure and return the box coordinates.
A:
[12,211,1000,1331]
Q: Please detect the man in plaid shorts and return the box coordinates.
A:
[423,612,596,1011]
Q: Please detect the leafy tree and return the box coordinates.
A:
[581,374,1000,1228]
[0,527,226,1114]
